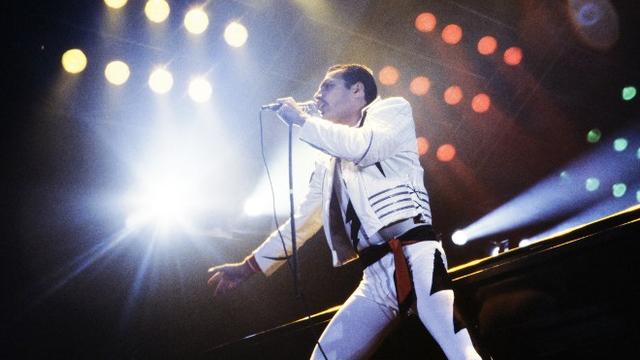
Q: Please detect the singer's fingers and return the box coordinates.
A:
[214,277,232,297]
[207,271,222,287]
[276,97,298,108]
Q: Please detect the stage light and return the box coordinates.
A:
[415,12,437,33]
[489,245,500,256]
[409,76,430,96]
[148,68,173,94]
[585,177,600,192]
[613,137,628,152]
[145,0,170,23]
[188,77,212,103]
[444,85,463,105]
[104,60,130,86]
[125,174,198,231]
[105,0,127,9]
[184,8,209,35]
[224,21,248,47]
[587,128,602,143]
[636,190,640,203]
[612,183,627,198]
[519,239,534,247]
[379,66,399,86]
[61,49,88,74]
[503,46,523,66]
[243,197,265,217]
[451,230,469,245]
[471,93,491,113]
[436,144,456,162]
[416,137,429,156]
[441,24,462,45]
[637,147,640,159]
[477,35,497,55]
[622,86,637,101]
[567,0,620,51]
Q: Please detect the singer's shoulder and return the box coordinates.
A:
[368,96,412,112]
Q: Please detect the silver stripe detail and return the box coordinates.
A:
[368,184,411,201]
[373,198,413,213]
[371,191,412,207]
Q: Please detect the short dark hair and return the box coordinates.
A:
[328,64,378,105]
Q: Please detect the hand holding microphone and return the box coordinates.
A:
[261,97,318,126]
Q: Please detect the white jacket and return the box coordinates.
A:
[253,97,432,275]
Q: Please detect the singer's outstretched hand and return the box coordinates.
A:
[207,255,260,297]
[275,97,309,126]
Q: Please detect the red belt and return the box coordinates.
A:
[359,225,436,309]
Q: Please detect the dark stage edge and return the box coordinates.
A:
[205,204,640,359]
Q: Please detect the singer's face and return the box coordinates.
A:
[314,71,361,125]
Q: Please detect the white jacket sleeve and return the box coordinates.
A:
[251,166,324,276]
[298,97,414,167]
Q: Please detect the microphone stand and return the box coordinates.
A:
[288,121,300,298]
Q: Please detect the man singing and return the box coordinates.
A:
[208,64,482,359]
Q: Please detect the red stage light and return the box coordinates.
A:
[442,24,463,45]
[444,85,463,105]
[417,137,429,156]
[410,76,431,96]
[379,65,400,86]
[437,144,456,162]
[471,93,491,113]
[504,46,523,65]
[477,35,497,55]
[415,12,437,33]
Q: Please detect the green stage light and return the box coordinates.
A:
[613,138,628,152]
[586,129,601,143]
[612,183,627,198]
[585,177,600,192]
[622,86,637,101]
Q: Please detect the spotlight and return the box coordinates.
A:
[436,144,456,162]
[451,230,469,245]
[378,66,400,86]
[587,128,602,143]
[224,21,248,47]
[104,60,130,85]
[612,183,627,198]
[410,76,430,96]
[613,138,628,152]
[441,24,463,45]
[471,93,491,113]
[145,0,170,23]
[415,12,437,33]
[518,238,533,247]
[503,46,523,66]
[585,177,600,192]
[416,137,429,156]
[104,0,127,9]
[184,8,209,34]
[188,77,212,103]
[622,86,637,101]
[61,49,88,74]
[477,35,498,55]
[444,85,463,105]
[148,68,173,94]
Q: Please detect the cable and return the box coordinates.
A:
[259,110,328,360]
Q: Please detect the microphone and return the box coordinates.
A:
[261,100,318,114]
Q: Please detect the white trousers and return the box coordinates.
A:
[310,241,482,360]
